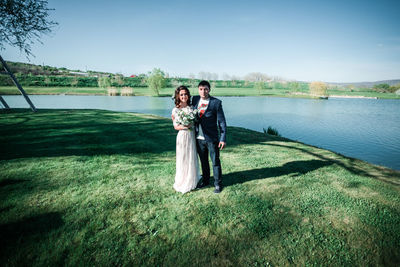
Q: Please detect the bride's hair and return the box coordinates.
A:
[174,85,191,107]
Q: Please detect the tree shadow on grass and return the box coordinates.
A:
[0,176,42,202]
[226,126,400,185]
[223,159,333,187]
[0,212,64,259]
[0,206,13,213]
[0,109,177,160]
[0,178,29,188]
[0,179,32,201]
[265,143,400,186]
[1,110,399,187]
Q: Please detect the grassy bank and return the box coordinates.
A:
[1,109,399,266]
[326,89,399,99]
[1,86,399,99]
[0,86,295,97]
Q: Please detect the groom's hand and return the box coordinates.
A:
[218,141,226,150]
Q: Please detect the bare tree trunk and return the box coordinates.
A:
[0,55,36,112]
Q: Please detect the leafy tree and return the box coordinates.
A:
[113,74,124,87]
[390,83,400,94]
[373,83,390,93]
[0,0,58,57]
[44,76,51,87]
[392,83,400,89]
[288,82,300,92]
[71,76,79,87]
[254,81,266,94]
[170,79,181,89]
[98,76,111,88]
[188,78,197,89]
[272,82,283,90]
[146,68,166,96]
[309,81,328,97]
[346,84,355,91]
[0,0,57,111]
[244,72,270,94]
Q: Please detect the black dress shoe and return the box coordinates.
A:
[214,187,222,194]
[197,182,209,189]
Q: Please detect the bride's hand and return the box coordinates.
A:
[175,124,192,130]
[174,125,187,131]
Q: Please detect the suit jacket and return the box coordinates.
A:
[192,95,227,143]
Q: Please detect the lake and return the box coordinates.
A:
[3,95,400,171]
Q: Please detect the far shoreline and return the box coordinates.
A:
[1,92,398,100]
[0,86,399,99]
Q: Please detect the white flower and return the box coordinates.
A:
[175,107,198,126]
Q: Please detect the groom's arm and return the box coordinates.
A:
[217,101,227,147]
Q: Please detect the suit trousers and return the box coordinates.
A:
[196,139,222,188]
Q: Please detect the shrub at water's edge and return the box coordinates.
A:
[263,126,281,137]
[309,81,328,98]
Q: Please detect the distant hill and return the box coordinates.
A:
[327,80,400,88]
[0,61,113,77]
[2,61,399,88]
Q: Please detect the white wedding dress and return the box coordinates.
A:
[172,106,200,193]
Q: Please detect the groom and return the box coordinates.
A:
[192,80,227,193]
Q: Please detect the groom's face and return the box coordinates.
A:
[198,85,210,99]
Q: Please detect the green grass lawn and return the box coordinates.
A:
[1,86,399,99]
[0,86,109,95]
[1,109,399,266]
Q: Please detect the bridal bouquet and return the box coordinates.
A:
[175,108,198,127]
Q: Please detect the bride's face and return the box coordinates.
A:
[179,90,189,104]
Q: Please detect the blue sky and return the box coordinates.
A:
[3,0,400,82]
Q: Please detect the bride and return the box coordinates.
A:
[171,85,200,193]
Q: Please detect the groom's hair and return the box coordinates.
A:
[174,85,191,107]
[198,80,211,90]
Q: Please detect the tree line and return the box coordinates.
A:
[0,70,310,95]
[2,64,398,97]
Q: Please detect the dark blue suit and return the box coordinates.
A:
[192,95,227,188]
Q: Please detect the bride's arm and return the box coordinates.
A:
[174,124,188,130]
